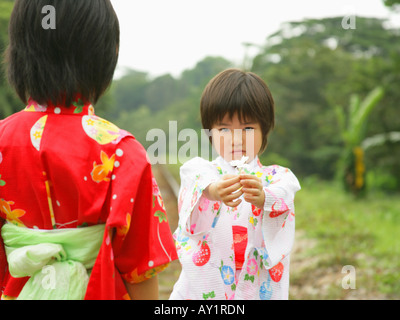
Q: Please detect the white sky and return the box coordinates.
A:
[111,0,399,79]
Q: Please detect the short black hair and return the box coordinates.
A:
[4,0,120,107]
[200,69,275,153]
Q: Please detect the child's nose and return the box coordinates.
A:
[232,129,243,146]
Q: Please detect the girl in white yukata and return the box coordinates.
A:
[170,69,301,300]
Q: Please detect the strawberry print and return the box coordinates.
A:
[251,204,261,217]
[269,262,284,282]
[193,240,211,266]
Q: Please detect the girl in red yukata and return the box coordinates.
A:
[0,0,177,300]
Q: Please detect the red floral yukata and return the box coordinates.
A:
[0,97,177,300]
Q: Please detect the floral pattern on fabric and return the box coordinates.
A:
[170,156,300,300]
[0,97,177,300]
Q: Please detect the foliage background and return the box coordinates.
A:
[1,1,399,192]
[105,15,400,194]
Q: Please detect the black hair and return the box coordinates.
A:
[4,0,120,106]
[200,69,275,153]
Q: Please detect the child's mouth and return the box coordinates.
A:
[232,150,245,155]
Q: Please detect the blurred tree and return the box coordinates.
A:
[111,56,231,149]
[179,56,232,89]
[384,0,400,9]
[104,16,399,192]
[144,74,179,112]
[252,17,400,187]
[111,69,149,115]
[0,0,21,119]
[335,87,384,196]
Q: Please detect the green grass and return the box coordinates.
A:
[294,178,400,299]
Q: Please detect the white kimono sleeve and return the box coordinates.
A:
[259,167,301,269]
[177,157,221,238]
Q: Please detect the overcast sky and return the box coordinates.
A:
[110,0,399,78]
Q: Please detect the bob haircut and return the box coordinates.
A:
[5,0,120,107]
[200,69,275,153]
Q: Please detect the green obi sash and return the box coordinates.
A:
[1,223,105,300]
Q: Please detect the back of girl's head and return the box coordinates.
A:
[200,68,275,153]
[5,0,120,106]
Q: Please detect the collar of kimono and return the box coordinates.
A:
[1,222,105,300]
[24,96,95,116]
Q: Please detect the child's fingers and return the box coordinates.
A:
[241,182,262,194]
[243,194,254,203]
[243,191,260,200]
[239,174,257,180]
[240,177,261,187]
[219,176,241,189]
[223,188,243,202]
[221,174,240,182]
[225,198,242,208]
[242,187,262,196]
[223,182,243,195]
[240,176,262,189]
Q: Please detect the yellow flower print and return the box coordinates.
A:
[0,199,26,227]
[255,171,263,178]
[124,264,170,284]
[117,213,131,237]
[33,131,42,140]
[91,151,116,183]
[30,115,48,151]
[125,268,147,284]
[249,216,254,224]
[86,119,95,126]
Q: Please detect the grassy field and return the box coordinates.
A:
[164,164,400,299]
[292,177,400,299]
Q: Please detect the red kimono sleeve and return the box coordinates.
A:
[85,137,177,299]
[108,137,177,283]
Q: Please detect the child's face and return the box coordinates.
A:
[211,113,262,163]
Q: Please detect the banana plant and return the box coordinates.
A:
[335,87,385,196]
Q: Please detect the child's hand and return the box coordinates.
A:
[239,174,265,209]
[205,174,243,207]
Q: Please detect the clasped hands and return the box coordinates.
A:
[204,173,265,209]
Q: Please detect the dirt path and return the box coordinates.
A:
[152,165,181,300]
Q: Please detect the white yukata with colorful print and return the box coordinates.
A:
[170,156,301,300]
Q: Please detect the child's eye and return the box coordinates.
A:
[244,127,254,131]
[219,128,230,133]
